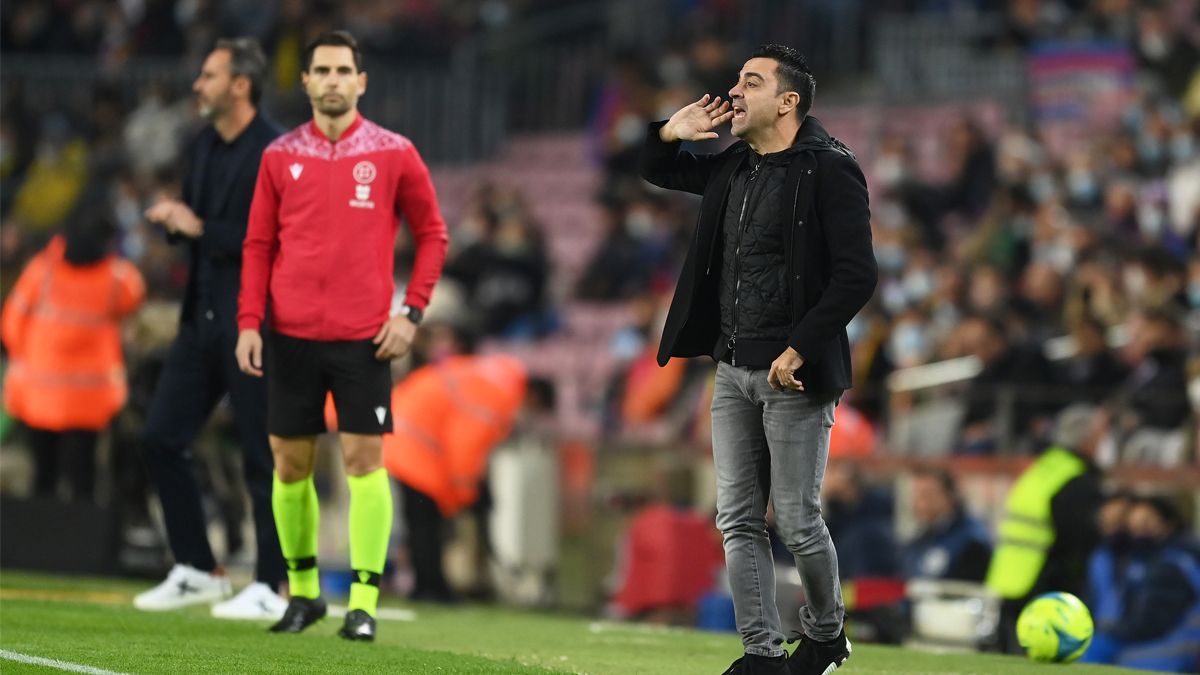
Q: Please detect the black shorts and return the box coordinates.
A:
[266,331,393,436]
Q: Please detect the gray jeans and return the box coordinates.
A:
[711,361,844,657]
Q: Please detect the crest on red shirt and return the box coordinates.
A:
[353,161,377,184]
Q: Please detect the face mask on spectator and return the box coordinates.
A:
[1128,536,1161,554]
[1170,133,1195,163]
[1104,531,1132,553]
[903,269,933,302]
[881,279,908,315]
[876,244,906,273]
[1028,172,1058,203]
[877,201,906,230]
[1138,203,1165,236]
[1138,136,1163,164]
[887,323,929,367]
[1066,169,1099,203]
[874,156,906,188]
[625,208,655,237]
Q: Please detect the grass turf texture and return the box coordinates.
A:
[1,571,1140,674]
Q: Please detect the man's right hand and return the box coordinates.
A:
[659,94,734,143]
[235,329,264,377]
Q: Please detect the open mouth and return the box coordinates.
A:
[732,104,747,120]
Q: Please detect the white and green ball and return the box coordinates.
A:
[1016,592,1095,663]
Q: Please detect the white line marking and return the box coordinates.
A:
[0,649,130,675]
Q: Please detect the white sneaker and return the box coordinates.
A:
[211,582,288,621]
[133,564,232,611]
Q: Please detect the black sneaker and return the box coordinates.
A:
[338,609,376,642]
[268,596,327,633]
[787,629,851,675]
[721,653,788,674]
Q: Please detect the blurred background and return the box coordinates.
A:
[1,0,1199,661]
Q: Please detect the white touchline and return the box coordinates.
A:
[0,649,131,675]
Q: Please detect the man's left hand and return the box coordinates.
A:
[145,196,203,238]
[373,313,417,360]
[767,347,805,392]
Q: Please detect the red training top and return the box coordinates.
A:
[238,113,448,341]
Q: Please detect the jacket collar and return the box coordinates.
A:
[735,115,851,164]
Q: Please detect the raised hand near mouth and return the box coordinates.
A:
[659,94,734,143]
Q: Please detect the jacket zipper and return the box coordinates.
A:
[788,164,808,326]
[729,155,764,366]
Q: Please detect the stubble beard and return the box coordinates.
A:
[315,96,352,118]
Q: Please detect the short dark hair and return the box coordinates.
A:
[214,37,268,106]
[303,30,364,73]
[1134,495,1187,532]
[913,466,957,499]
[750,44,816,119]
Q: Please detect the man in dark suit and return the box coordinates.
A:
[134,38,287,620]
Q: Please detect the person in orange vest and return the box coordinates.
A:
[326,321,531,602]
[2,214,146,500]
[388,350,528,601]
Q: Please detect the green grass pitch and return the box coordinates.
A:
[0,571,1142,673]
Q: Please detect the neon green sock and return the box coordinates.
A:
[272,473,321,599]
[346,468,393,615]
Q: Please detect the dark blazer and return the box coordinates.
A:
[176,113,282,329]
[639,116,877,392]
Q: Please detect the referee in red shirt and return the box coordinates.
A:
[236,30,448,641]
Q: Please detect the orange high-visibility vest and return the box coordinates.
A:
[384,354,527,516]
[2,237,145,431]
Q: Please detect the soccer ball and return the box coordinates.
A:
[1016,592,1095,663]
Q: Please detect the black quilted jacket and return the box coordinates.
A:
[639,116,877,392]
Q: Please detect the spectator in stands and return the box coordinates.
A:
[900,116,997,251]
[1056,314,1128,403]
[821,461,905,644]
[955,314,1058,454]
[1133,3,1200,103]
[576,198,654,301]
[1,212,145,501]
[1084,496,1200,673]
[8,113,89,232]
[1119,306,1190,433]
[1083,490,1136,641]
[901,467,991,582]
[986,404,1108,654]
[823,462,901,581]
[443,188,551,338]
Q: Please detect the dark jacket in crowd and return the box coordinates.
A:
[176,114,282,327]
[1110,535,1200,643]
[902,508,993,582]
[639,116,877,392]
[1126,348,1190,430]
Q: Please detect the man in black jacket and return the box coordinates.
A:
[134,38,287,620]
[640,44,876,675]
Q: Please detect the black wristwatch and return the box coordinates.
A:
[399,304,423,324]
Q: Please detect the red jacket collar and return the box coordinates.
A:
[309,112,363,142]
